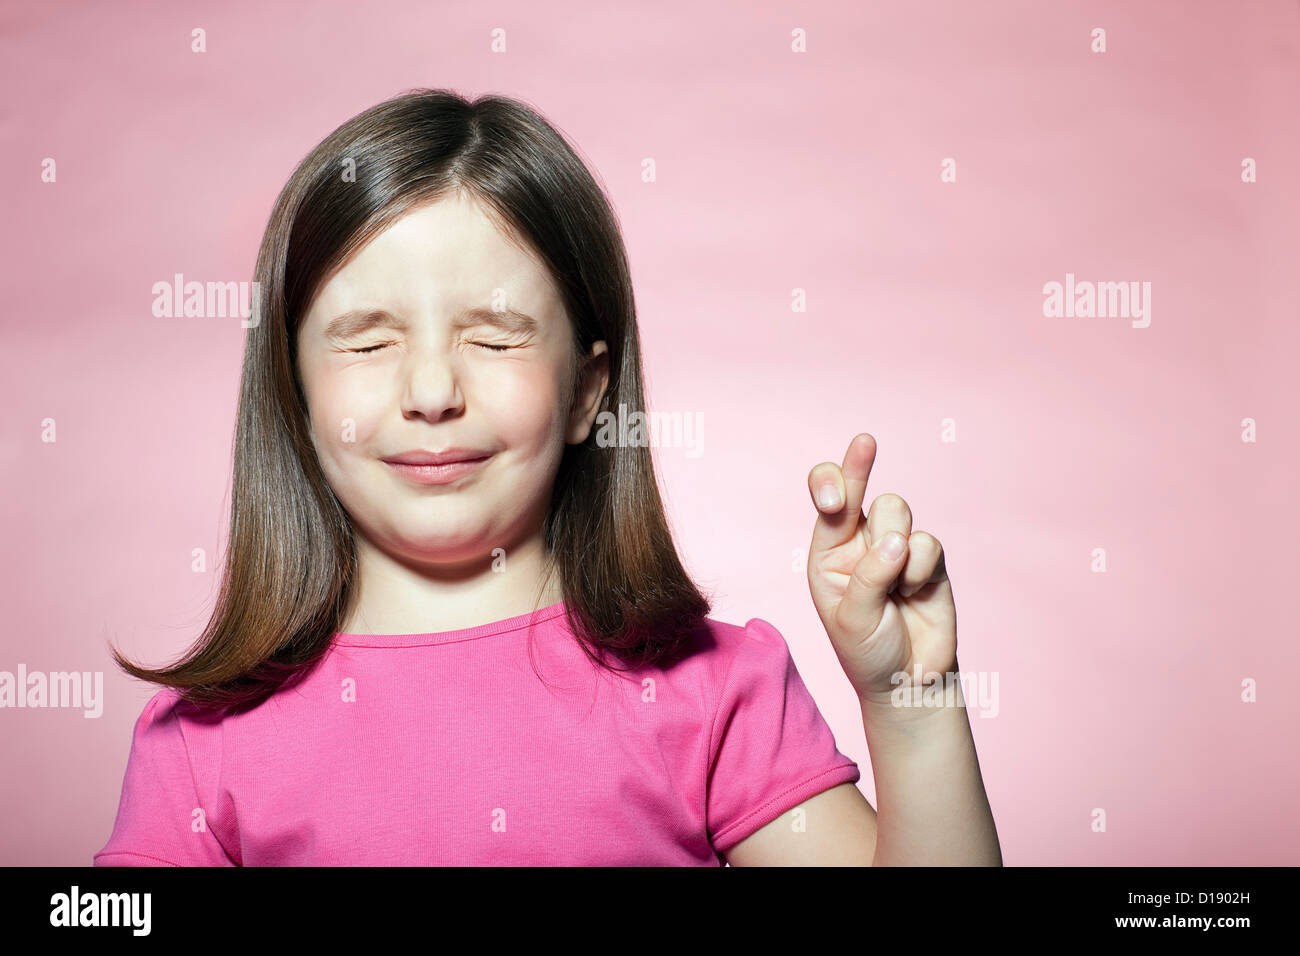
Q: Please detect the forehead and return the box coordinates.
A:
[303,193,562,326]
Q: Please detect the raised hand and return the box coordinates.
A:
[806,433,958,705]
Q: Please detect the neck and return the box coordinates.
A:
[338,526,563,635]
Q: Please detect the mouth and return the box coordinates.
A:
[381,449,494,486]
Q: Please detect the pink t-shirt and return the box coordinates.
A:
[93,602,860,866]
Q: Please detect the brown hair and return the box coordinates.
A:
[109,89,713,712]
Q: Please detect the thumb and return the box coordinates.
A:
[837,531,907,638]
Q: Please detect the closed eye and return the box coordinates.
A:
[346,341,515,354]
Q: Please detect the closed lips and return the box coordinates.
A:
[383,450,492,465]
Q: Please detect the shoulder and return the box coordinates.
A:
[133,685,218,728]
[125,686,227,765]
[670,613,801,704]
[670,608,769,660]
[131,686,185,734]
[684,613,795,665]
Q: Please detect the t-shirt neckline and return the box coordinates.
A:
[332,600,568,648]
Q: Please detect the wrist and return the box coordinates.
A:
[858,667,970,726]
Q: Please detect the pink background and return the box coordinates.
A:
[2,0,1297,866]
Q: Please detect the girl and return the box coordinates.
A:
[93,89,1000,866]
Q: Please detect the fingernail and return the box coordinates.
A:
[818,485,841,509]
[877,532,906,560]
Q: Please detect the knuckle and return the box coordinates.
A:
[873,492,910,514]
[912,530,941,553]
[906,532,946,581]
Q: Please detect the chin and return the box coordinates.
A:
[386,524,495,563]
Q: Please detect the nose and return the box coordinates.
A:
[398,342,466,423]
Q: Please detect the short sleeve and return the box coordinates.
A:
[93,689,237,867]
[706,617,861,855]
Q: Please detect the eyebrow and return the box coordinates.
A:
[322,306,540,339]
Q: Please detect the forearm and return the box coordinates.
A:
[860,675,1002,866]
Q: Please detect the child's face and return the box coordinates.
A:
[295,193,608,565]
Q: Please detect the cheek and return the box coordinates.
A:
[305,369,390,460]
[480,361,567,444]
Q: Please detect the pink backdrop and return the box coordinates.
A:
[2,0,1297,866]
